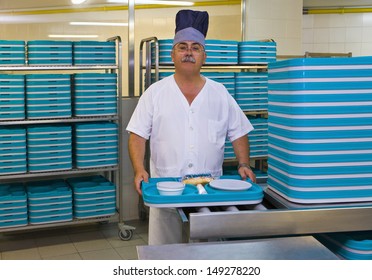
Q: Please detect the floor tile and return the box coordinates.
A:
[0,219,148,260]
[2,248,41,260]
[0,238,37,252]
[48,253,82,260]
[38,243,78,258]
[80,248,122,260]
[115,245,139,260]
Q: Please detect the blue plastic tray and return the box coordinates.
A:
[142,175,263,208]
[317,231,372,260]
[267,178,372,204]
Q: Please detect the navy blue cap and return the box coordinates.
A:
[173,10,209,47]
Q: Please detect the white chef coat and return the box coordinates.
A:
[126,75,253,245]
[127,74,254,178]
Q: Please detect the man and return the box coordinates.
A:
[127,9,256,245]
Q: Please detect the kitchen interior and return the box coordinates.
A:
[0,0,372,260]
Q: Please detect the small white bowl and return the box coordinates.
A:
[156,181,185,196]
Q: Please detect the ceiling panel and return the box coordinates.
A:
[0,0,226,11]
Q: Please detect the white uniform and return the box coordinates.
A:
[126,75,253,245]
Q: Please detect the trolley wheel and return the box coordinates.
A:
[118,229,133,241]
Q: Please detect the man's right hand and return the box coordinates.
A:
[134,169,149,195]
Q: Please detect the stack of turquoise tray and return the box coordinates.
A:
[248,117,268,158]
[25,74,71,119]
[26,179,73,225]
[67,175,116,219]
[74,122,118,168]
[0,74,25,120]
[235,72,268,112]
[238,41,276,64]
[73,41,116,65]
[151,39,172,65]
[267,57,372,203]
[0,127,27,175]
[0,183,28,228]
[142,175,263,208]
[0,40,25,65]
[205,40,238,65]
[73,73,117,117]
[151,39,238,65]
[27,125,72,172]
[202,72,235,97]
[316,231,372,260]
[27,40,72,65]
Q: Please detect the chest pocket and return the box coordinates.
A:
[208,120,226,145]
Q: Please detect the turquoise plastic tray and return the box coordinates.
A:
[267,180,372,204]
[317,231,372,260]
[142,175,263,208]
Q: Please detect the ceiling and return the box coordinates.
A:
[1,1,372,23]
[0,0,371,11]
[0,0,222,11]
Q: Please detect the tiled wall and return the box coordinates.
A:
[303,13,372,57]
[245,0,303,56]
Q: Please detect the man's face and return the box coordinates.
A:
[171,41,206,71]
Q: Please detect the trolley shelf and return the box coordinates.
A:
[0,213,119,233]
[0,166,119,181]
[0,116,119,126]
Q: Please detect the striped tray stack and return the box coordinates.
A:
[73,73,117,117]
[74,122,118,169]
[27,125,72,173]
[26,74,72,119]
[151,39,238,65]
[248,117,268,158]
[26,179,73,225]
[317,231,372,260]
[73,41,116,65]
[0,127,27,175]
[67,175,116,219]
[0,40,25,65]
[267,57,372,204]
[27,40,72,65]
[235,72,268,112]
[205,40,238,65]
[0,74,25,120]
[0,183,28,228]
[202,72,235,97]
[238,41,276,64]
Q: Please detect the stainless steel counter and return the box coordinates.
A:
[179,189,372,241]
[137,236,339,260]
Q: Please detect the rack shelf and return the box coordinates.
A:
[0,36,135,240]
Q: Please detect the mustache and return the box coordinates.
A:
[181,55,196,63]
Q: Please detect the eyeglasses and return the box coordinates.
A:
[174,43,204,54]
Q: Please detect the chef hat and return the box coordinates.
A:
[173,9,209,47]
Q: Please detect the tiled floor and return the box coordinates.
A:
[0,219,148,260]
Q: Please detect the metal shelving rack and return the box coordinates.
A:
[0,36,135,240]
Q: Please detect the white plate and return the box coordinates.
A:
[209,179,252,191]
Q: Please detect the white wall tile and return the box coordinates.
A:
[313,43,330,53]
[303,15,314,29]
[345,13,363,27]
[361,42,372,56]
[346,27,362,43]
[313,28,330,43]
[329,14,346,28]
[302,43,314,53]
[345,43,361,57]
[313,14,330,28]
[329,43,345,53]
[363,13,372,27]
[362,27,372,42]
[302,29,314,44]
[329,28,346,43]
